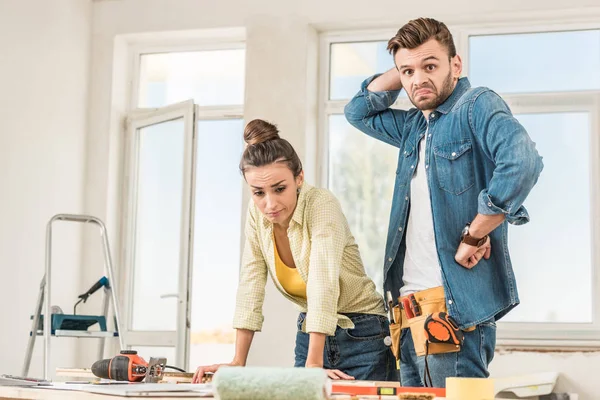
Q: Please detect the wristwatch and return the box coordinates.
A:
[460,223,488,247]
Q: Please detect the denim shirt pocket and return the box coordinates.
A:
[396,145,414,187]
[433,140,475,195]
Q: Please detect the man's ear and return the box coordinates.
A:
[452,54,463,80]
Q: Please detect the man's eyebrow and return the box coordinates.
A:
[399,55,440,70]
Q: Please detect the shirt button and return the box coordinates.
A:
[431,113,436,118]
[410,165,414,169]
[388,257,393,262]
[428,134,432,138]
[451,152,456,157]
[404,151,407,154]
[398,227,403,231]
[405,196,409,201]
[448,300,453,305]
[488,202,492,206]
[425,165,429,169]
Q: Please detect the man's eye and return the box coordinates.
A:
[403,70,413,76]
[275,186,286,193]
[253,191,264,197]
[426,64,436,71]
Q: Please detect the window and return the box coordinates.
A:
[122,43,245,369]
[320,26,600,345]
[466,28,600,344]
[321,37,406,292]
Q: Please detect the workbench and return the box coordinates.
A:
[0,385,443,400]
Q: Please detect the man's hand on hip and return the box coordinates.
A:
[454,237,491,269]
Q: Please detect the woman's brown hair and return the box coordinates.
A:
[239,119,303,177]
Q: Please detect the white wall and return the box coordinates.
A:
[0,0,92,378]
[86,0,600,398]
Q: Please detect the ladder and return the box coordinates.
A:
[22,214,125,380]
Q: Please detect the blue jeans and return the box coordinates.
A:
[399,320,497,387]
[294,313,398,381]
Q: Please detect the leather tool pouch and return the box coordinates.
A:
[406,287,461,357]
[388,305,403,359]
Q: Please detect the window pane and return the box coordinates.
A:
[132,119,185,331]
[327,115,397,291]
[189,119,243,367]
[503,112,592,323]
[138,49,245,107]
[330,41,398,100]
[469,30,600,93]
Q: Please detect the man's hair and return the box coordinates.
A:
[387,18,456,59]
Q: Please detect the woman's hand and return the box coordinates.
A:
[191,360,242,384]
[305,363,354,380]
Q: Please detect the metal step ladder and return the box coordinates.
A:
[22,214,125,380]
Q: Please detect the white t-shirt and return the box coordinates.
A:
[400,124,443,297]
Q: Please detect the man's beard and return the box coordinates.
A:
[408,72,454,111]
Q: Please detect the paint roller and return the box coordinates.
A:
[212,366,331,400]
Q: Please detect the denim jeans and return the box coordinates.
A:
[294,313,398,381]
[399,320,497,387]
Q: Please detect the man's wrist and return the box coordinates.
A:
[461,223,488,247]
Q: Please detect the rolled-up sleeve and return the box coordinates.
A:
[232,204,268,331]
[304,197,346,336]
[470,91,544,225]
[344,74,409,148]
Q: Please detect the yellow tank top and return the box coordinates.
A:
[273,236,307,299]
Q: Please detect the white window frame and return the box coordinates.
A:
[116,30,245,369]
[122,100,196,368]
[318,14,600,349]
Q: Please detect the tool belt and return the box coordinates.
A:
[388,286,472,359]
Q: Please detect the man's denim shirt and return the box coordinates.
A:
[344,75,543,328]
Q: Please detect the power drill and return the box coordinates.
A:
[91,350,150,382]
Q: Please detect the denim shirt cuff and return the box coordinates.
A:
[478,190,530,225]
[360,74,402,113]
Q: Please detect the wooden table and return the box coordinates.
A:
[0,384,444,399]
[0,386,202,400]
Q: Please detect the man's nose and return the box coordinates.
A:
[412,70,427,87]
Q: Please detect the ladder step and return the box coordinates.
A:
[50,330,118,338]
[33,314,108,333]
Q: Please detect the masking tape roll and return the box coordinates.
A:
[446,377,495,400]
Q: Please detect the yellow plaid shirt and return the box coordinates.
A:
[233,183,386,336]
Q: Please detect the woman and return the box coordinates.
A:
[192,119,396,382]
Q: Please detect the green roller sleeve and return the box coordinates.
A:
[213,366,331,400]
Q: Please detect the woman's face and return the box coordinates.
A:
[244,162,303,227]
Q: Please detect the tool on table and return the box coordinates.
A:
[386,291,395,323]
[91,350,185,383]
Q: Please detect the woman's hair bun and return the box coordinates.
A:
[244,119,280,145]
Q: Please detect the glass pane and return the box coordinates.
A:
[189,119,244,367]
[132,119,185,331]
[131,346,177,367]
[330,41,399,100]
[469,30,600,93]
[327,115,397,291]
[503,112,592,323]
[138,49,245,107]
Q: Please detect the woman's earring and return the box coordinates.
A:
[297,187,301,195]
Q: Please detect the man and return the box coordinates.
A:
[344,18,543,387]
